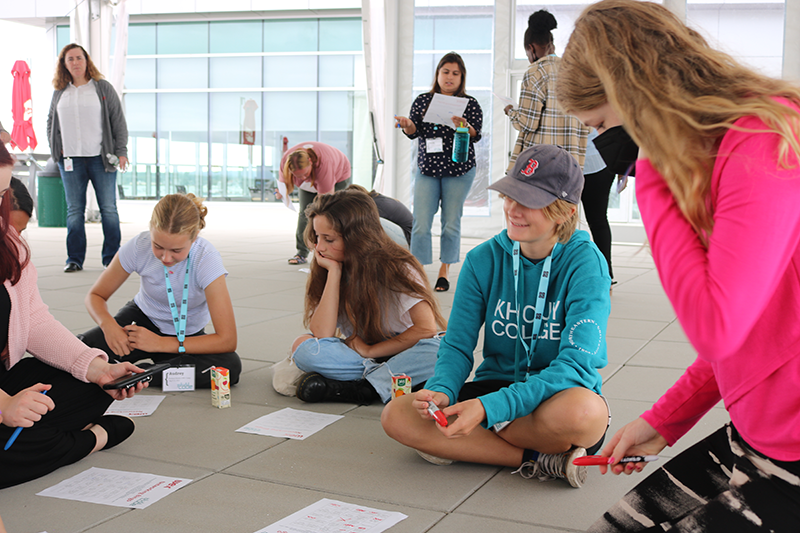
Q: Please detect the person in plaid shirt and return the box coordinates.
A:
[505,10,588,171]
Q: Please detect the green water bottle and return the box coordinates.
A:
[452,122,470,163]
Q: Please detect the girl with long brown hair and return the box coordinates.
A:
[281,188,446,405]
[557,0,800,529]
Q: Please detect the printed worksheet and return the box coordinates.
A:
[422,93,469,128]
[253,498,407,533]
[104,395,166,417]
[37,467,191,509]
[236,408,343,440]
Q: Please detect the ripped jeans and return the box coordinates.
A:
[292,337,440,403]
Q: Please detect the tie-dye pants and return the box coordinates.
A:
[589,423,800,532]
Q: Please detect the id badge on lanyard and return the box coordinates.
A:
[512,241,557,379]
[164,254,191,354]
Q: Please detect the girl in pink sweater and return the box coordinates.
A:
[558,1,800,530]
[0,142,146,489]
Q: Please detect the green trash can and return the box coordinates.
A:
[37,171,68,228]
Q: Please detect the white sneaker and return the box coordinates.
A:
[512,447,588,488]
[416,449,455,466]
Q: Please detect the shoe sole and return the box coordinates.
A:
[416,449,455,466]
[565,447,588,488]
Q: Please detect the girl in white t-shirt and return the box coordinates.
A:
[277,189,447,404]
[81,194,240,388]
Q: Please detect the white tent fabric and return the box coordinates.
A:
[110,0,129,101]
[361,0,387,193]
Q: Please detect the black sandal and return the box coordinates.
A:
[434,277,450,292]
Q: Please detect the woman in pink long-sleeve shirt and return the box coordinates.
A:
[557,1,800,530]
[277,142,351,264]
[0,141,146,489]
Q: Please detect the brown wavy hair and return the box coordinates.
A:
[150,193,208,240]
[557,0,800,244]
[52,44,104,90]
[282,148,318,196]
[303,189,446,344]
[0,142,29,285]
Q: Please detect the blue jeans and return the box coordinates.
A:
[292,337,440,403]
[58,155,121,267]
[410,168,476,265]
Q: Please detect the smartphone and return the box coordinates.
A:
[102,363,172,390]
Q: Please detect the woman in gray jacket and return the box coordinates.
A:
[47,44,128,273]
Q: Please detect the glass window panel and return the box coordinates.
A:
[319,92,353,131]
[514,5,586,60]
[414,18,434,50]
[210,92,261,138]
[125,59,156,90]
[158,58,208,89]
[264,19,318,52]
[461,53,491,89]
[129,24,156,55]
[210,57,262,89]
[158,93,208,138]
[209,21,262,53]
[263,92,316,132]
[412,53,437,90]
[319,18,363,51]
[263,56,316,88]
[57,25,70,53]
[319,55,355,87]
[433,16,492,50]
[157,22,208,55]
[124,93,155,133]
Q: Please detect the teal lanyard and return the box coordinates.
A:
[512,241,557,378]
[164,254,190,354]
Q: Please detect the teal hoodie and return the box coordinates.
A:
[425,229,610,428]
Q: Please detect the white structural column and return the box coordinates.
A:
[390,0,416,204]
[784,0,800,80]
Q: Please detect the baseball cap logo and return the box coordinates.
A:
[520,158,539,176]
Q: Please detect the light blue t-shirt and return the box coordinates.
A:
[583,129,607,175]
[119,232,228,335]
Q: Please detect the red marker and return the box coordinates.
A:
[426,401,448,427]
[573,455,660,466]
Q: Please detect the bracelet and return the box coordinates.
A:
[178,340,185,354]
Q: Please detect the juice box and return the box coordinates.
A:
[391,374,412,398]
[210,367,231,409]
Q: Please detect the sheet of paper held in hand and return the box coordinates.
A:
[236,408,343,440]
[253,498,407,533]
[103,395,166,417]
[422,93,469,128]
[277,180,296,212]
[37,467,191,509]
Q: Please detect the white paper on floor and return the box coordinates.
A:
[104,395,166,417]
[236,407,343,440]
[37,467,191,509]
[253,498,407,533]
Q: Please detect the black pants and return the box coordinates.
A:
[78,300,241,389]
[295,178,351,257]
[589,424,800,532]
[0,358,112,489]
[581,167,615,279]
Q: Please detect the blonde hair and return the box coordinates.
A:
[282,148,318,196]
[52,44,104,90]
[150,193,207,240]
[543,199,579,244]
[557,0,800,243]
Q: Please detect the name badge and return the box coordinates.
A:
[426,138,444,153]
[64,158,74,172]
[162,366,195,391]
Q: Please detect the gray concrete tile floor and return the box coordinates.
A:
[1,200,725,533]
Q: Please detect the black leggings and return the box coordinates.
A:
[589,424,800,532]
[0,358,112,489]
[581,167,616,279]
[78,300,241,389]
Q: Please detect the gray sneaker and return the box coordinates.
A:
[416,449,455,466]
[512,447,588,488]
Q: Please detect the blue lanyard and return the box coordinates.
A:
[512,241,557,378]
[164,254,190,354]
